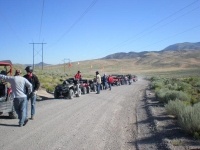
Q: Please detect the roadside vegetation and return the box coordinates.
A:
[150,74,200,139]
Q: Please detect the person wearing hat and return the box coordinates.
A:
[95,71,101,94]
[0,69,32,127]
[23,66,40,120]
[74,70,82,80]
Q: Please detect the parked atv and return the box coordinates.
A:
[89,79,97,92]
[0,60,17,119]
[111,75,121,86]
[79,79,90,94]
[54,80,74,99]
[54,78,81,99]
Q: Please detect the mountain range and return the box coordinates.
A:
[32,42,200,72]
[103,42,200,59]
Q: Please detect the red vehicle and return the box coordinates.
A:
[79,79,91,94]
[111,74,121,86]
[0,60,17,119]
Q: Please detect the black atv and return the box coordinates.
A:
[54,79,81,99]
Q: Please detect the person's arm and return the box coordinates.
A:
[34,75,40,91]
[0,74,13,81]
[25,79,32,94]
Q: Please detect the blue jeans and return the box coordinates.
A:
[13,97,27,126]
[26,93,36,118]
[96,83,101,94]
[108,83,112,90]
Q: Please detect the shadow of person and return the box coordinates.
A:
[0,123,19,127]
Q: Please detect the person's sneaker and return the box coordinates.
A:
[23,119,29,126]
[19,124,23,127]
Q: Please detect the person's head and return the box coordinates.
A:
[96,71,99,75]
[15,69,21,76]
[25,66,33,74]
[77,71,81,74]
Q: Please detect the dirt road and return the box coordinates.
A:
[0,78,148,150]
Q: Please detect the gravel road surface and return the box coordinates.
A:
[0,78,149,150]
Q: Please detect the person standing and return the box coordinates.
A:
[24,66,40,120]
[96,71,101,94]
[74,70,82,80]
[0,70,32,127]
[102,73,108,90]
[107,75,113,90]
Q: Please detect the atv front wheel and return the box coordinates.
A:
[54,91,59,99]
[76,88,81,97]
[68,89,74,99]
[82,87,86,94]
[87,87,90,94]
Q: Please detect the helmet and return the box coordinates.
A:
[25,66,33,73]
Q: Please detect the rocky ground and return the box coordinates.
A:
[136,85,200,150]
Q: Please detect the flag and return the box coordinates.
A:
[68,63,72,67]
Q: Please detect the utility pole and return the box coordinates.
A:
[29,42,46,70]
[62,58,71,74]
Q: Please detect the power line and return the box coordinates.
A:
[137,24,200,51]
[107,0,199,51]
[50,0,98,47]
[39,0,45,42]
[113,5,200,50]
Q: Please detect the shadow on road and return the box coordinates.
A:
[0,123,19,127]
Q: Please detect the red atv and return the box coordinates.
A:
[111,74,121,86]
[79,79,91,94]
[0,60,17,119]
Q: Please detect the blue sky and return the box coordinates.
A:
[0,0,200,64]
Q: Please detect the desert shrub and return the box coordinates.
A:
[45,86,55,93]
[165,99,186,117]
[176,82,192,92]
[194,81,200,87]
[178,102,200,136]
[155,88,168,102]
[165,90,190,102]
[156,89,190,103]
[165,83,178,90]
[151,80,165,90]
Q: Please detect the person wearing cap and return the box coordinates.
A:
[0,69,32,127]
[23,66,40,120]
[95,71,101,94]
[74,71,82,80]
